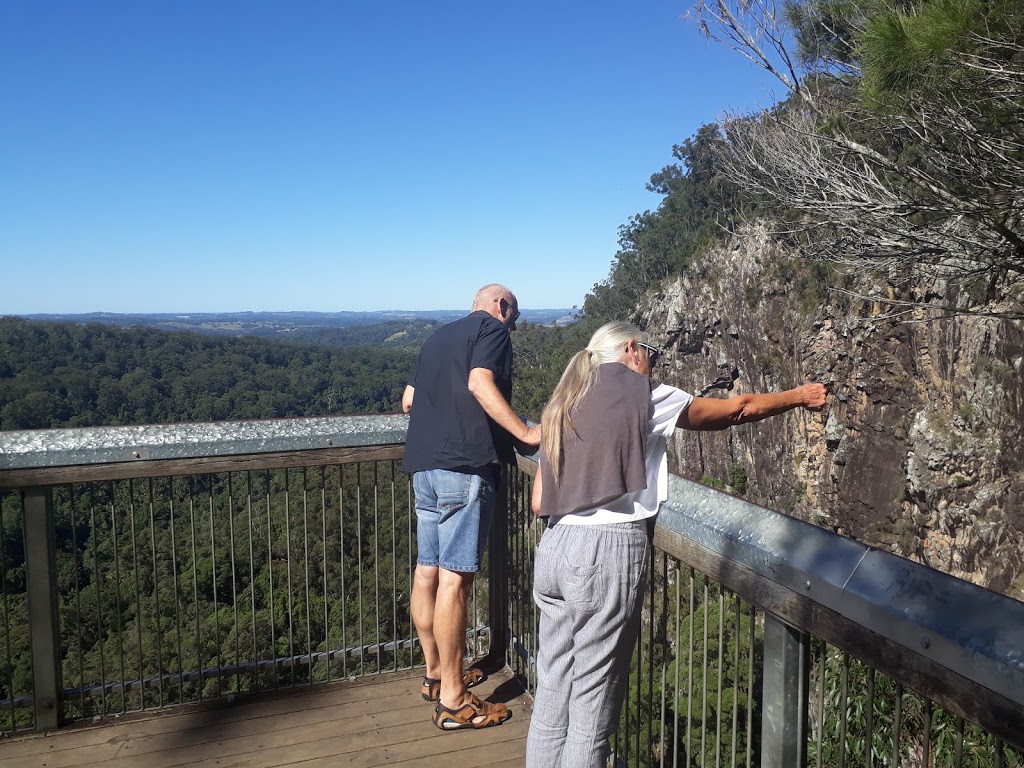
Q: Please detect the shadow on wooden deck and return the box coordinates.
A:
[0,668,533,768]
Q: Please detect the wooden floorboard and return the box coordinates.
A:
[0,668,534,768]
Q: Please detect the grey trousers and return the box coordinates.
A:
[525,520,651,768]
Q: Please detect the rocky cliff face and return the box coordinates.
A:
[639,225,1024,599]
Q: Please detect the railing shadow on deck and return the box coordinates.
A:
[1,414,1022,767]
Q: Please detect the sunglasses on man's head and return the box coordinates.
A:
[638,342,662,367]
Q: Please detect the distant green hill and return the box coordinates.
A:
[0,317,417,429]
[20,309,576,339]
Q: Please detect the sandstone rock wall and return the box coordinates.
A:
[639,225,1024,598]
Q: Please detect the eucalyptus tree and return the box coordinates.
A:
[689,0,1024,318]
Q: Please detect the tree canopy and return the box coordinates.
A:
[0,317,417,429]
[689,0,1024,317]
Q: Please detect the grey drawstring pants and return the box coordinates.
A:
[525,519,651,768]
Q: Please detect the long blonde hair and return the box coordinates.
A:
[540,321,650,484]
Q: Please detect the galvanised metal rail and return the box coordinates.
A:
[505,457,1024,768]
[0,415,492,733]
[2,416,1022,768]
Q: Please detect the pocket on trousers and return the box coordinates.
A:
[435,474,471,513]
[532,548,556,597]
[563,560,603,614]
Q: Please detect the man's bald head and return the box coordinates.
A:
[472,284,520,329]
[472,284,515,310]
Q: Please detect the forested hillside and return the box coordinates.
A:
[0,317,416,430]
[562,0,1024,600]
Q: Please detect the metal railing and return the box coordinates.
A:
[504,458,1024,767]
[2,416,1022,768]
[0,415,493,733]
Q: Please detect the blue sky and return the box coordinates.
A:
[1,1,779,314]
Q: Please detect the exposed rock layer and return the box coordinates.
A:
[639,225,1024,599]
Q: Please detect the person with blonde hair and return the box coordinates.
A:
[525,321,826,768]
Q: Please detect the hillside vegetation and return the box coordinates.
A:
[0,317,416,429]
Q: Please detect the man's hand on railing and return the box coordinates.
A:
[521,423,542,447]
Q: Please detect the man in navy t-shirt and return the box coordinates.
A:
[402,283,541,730]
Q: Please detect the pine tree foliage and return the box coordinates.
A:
[690,0,1024,318]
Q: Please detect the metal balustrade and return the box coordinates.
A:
[1,416,1022,768]
[0,416,491,733]
[504,459,1024,767]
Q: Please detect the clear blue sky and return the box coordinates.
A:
[1,1,778,314]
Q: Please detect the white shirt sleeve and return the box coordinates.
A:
[650,383,693,438]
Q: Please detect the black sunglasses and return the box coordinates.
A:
[501,299,521,322]
[638,342,662,366]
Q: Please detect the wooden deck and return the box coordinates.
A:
[0,668,533,768]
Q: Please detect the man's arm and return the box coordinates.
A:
[401,385,414,414]
[677,382,826,431]
[467,367,542,445]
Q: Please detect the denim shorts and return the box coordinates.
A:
[413,467,497,573]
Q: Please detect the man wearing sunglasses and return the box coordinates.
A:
[401,283,540,730]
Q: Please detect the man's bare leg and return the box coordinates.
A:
[436,567,474,708]
[411,564,441,678]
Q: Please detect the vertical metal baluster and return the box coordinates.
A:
[70,488,86,714]
[188,478,201,701]
[208,480,221,697]
[0,492,16,726]
[128,480,144,710]
[816,641,826,768]
[283,468,295,686]
[390,461,397,673]
[839,652,849,768]
[716,589,725,768]
[108,483,126,713]
[301,467,311,684]
[954,716,965,768]
[746,605,754,768]
[227,474,239,694]
[321,467,330,683]
[672,560,681,768]
[892,682,903,768]
[701,576,709,768]
[356,466,364,676]
[168,480,183,705]
[731,595,740,768]
[90,486,106,715]
[866,667,876,768]
[659,553,669,768]
[921,698,932,768]
[339,465,348,678]
[645,546,654,764]
[621,601,633,764]
[245,472,258,693]
[994,737,1005,768]
[374,462,381,673]
[407,471,414,670]
[686,569,695,766]
[264,470,277,688]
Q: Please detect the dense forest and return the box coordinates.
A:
[0,317,418,430]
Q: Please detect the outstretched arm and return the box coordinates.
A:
[678,382,826,431]
[467,367,542,446]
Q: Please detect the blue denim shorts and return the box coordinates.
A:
[413,468,497,573]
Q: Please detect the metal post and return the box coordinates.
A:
[486,467,510,665]
[23,488,62,730]
[761,613,809,768]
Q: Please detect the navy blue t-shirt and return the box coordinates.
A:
[402,311,514,473]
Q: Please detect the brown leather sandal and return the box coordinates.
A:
[432,692,511,730]
[420,666,487,701]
